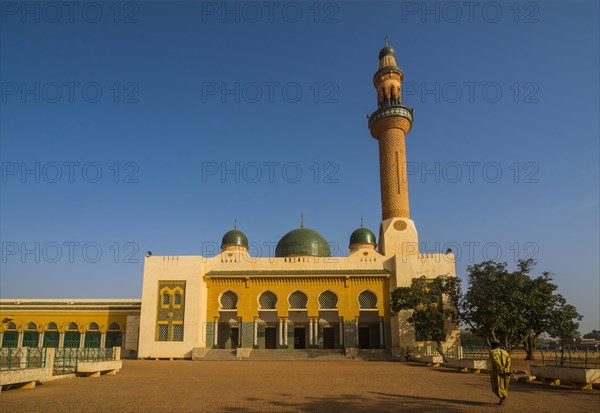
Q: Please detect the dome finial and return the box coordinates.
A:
[360,217,364,228]
[300,212,304,228]
[234,218,237,230]
[385,35,389,47]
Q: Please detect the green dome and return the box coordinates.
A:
[349,227,377,247]
[275,228,331,257]
[379,45,395,60]
[221,229,248,249]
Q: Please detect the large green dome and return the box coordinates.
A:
[221,228,248,249]
[275,227,331,257]
[349,227,377,247]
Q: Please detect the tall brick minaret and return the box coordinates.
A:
[368,37,414,221]
[368,38,418,256]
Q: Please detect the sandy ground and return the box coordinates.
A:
[1,358,598,413]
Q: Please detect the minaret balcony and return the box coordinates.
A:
[368,104,414,130]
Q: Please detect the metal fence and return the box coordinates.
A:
[407,344,489,361]
[539,346,600,369]
[53,347,115,375]
[0,347,47,370]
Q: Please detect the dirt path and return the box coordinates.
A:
[1,360,598,412]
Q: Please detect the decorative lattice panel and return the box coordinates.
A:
[46,322,58,330]
[157,324,168,341]
[220,291,238,310]
[26,322,37,330]
[358,291,378,309]
[108,322,120,331]
[288,291,308,309]
[318,291,338,309]
[259,291,277,309]
[67,323,78,331]
[173,324,184,341]
[88,322,99,331]
[174,292,182,305]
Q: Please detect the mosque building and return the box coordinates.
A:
[0,41,459,359]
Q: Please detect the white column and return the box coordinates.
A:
[314,319,318,346]
[101,332,107,348]
[253,320,257,347]
[339,318,344,346]
[309,319,314,346]
[58,332,65,347]
[38,332,44,348]
[379,318,384,348]
[238,319,242,347]
[213,319,219,347]
[0,332,3,346]
[17,332,24,347]
[278,319,283,346]
[355,319,359,347]
[79,333,85,348]
[284,319,288,347]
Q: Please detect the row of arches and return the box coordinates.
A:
[1,322,122,349]
[219,290,379,311]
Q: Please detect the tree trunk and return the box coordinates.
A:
[524,335,536,360]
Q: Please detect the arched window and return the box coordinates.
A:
[64,322,81,348]
[358,291,378,310]
[23,323,39,347]
[43,323,59,348]
[318,290,338,310]
[108,322,120,331]
[258,291,277,310]
[2,323,18,347]
[85,323,101,348]
[174,291,182,305]
[288,291,308,309]
[220,291,238,310]
[162,292,170,306]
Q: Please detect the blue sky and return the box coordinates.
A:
[1,1,598,333]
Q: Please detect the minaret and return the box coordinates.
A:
[368,37,414,221]
[368,38,418,256]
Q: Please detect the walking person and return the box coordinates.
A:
[489,340,511,405]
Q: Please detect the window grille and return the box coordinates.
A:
[64,331,81,348]
[6,322,16,330]
[173,324,184,341]
[43,331,60,348]
[26,322,37,330]
[220,291,238,310]
[318,291,338,309]
[157,324,168,341]
[67,322,78,331]
[162,293,170,306]
[288,291,308,309]
[258,291,277,309]
[106,331,122,348]
[46,322,58,330]
[108,322,120,331]
[88,322,99,330]
[358,291,378,309]
[174,292,182,305]
[23,331,39,348]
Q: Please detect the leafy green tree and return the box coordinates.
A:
[390,275,460,352]
[461,259,582,360]
[583,330,600,340]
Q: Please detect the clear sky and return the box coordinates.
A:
[1,1,598,333]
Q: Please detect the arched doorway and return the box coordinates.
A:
[43,323,59,347]
[218,290,239,349]
[23,322,39,347]
[288,290,308,349]
[357,290,382,349]
[318,290,340,349]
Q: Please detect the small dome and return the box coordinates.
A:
[221,228,248,249]
[275,227,331,257]
[379,45,395,60]
[349,227,377,248]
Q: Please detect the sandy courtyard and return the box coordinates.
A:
[1,360,598,413]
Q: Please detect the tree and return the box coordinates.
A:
[583,330,600,340]
[460,259,582,360]
[390,275,460,354]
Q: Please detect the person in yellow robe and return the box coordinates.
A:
[489,340,511,405]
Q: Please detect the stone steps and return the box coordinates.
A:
[198,349,238,361]
[249,349,348,361]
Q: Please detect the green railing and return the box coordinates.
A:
[53,347,114,375]
[0,347,47,370]
[539,346,600,369]
[407,345,488,361]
